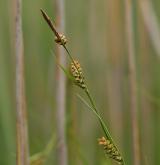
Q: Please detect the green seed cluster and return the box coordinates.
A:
[70,60,86,89]
[55,34,67,45]
[98,137,123,164]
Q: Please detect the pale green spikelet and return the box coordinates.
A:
[55,34,67,45]
[98,137,123,164]
[70,60,86,89]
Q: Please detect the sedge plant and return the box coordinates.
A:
[40,9,125,165]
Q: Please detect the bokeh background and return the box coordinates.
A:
[1,0,160,164]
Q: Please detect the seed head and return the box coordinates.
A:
[70,60,86,89]
[98,137,123,164]
[55,34,67,45]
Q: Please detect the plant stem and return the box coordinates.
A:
[59,36,125,165]
[124,0,141,164]
[85,88,124,154]
[40,9,125,164]
[84,88,109,138]
[77,93,125,165]
[54,0,68,164]
[58,35,125,165]
[15,0,29,164]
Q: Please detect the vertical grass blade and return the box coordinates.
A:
[15,0,29,164]
[54,0,68,164]
[124,0,141,164]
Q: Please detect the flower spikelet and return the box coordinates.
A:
[55,34,67,45]
[98,137,123,164]
[70,60,86,89]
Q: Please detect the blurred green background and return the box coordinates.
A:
[1,0,160,164]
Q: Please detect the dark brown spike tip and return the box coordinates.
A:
[40,9,60,39]
[40,8,45,17]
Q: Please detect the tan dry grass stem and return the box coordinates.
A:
[124,0,141,164]
[53,0,68,164]
[15,0,29,164]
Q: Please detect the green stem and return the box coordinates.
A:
[61,42,125,165]
[77,94,125,165]
[63,45,74,62]
[84,88,115,143]
[61,44,111,140]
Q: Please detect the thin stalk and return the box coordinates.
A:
[124,0,141,164]
[84,88,125,165]
[62,43,125,164]
[61,44,116,144]
[61,45,119,148]
[54,0,68,164]
[41,9,125,164]
[15,0,29,164]
[84,88,110,139]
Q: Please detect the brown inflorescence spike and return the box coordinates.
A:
[98,137,123,164]
[40,9,67,46]
[70,60,86,89]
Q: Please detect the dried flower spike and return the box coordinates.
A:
[70,60,86,89]
[98,137,123,164]
[55,34,67,45]
[40,9,67,45]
